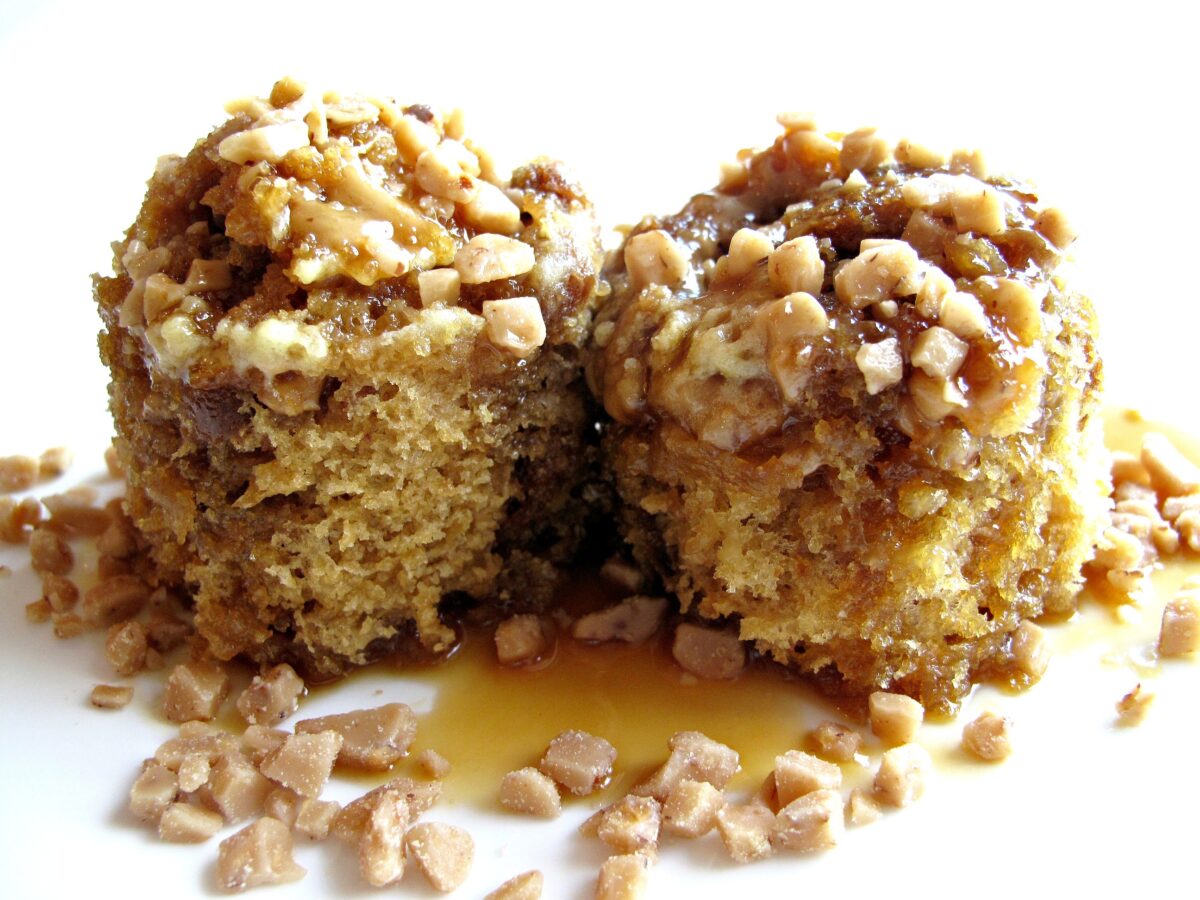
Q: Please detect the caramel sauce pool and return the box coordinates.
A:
[315,406,1198,806]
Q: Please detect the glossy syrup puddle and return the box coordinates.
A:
[319,407,1198,807]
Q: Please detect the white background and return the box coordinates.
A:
[0,1,1197,897]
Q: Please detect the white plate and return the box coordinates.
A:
[2,2,1198,897]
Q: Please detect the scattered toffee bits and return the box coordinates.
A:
[1092,433,1200,600]
[589,116,1110,713]
[93,76,604,680]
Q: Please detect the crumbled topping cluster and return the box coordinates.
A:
[112,78,571,414]
[596,116,1076,456]
[1093,431,1200,599]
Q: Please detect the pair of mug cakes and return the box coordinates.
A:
[94,78,1107,714]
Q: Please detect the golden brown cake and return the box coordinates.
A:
[95,79,603,677]
[589,120,1110,712]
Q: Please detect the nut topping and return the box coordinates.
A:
[454,234,536,283]
[482,297,546,357]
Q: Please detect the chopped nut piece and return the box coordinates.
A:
[894,139,945,168]
[482,297,547,358]
[464,181,523,234]
[260,731,343,798]
[90,683,134,709]
[776,111,817,132]
[636,731,740,800]
[81,574,150,628]
[726,228,774,277]
[595,853,651,900]
[209,752,274,823]
[599,557,645,593]
[264,787,301,828]
[218,120,310,165]
[768,236,824,296]
[160,801,223,843]
[772,788,843,853]
[29,528,72,575]
[52,612,84,638]
[841,127,891,174]
[949,148,987,177]
[572,596,668,644]
[874,743,931,807]
[294,799,340,840]
[268,75,305,107]
[661,779,725,838]
[540,730,617,796]
[1159,590,1200,657]
[217,817,306,891]
[485,870,544,900]
[596,795,661,854]
[390,111,441,161]
[97,516,138,559]
[42,573,79,612]
[25,598,51,623]
[911,325,969,379]
[1093,523,1146,573]
[38,447,72,478]
[242,725,288,766]
[868,691,925,745]
[162,660,231,723]
[405,822,475,892]
[454,234,535,284]
[417,268,462,308]
[773,750,842,805]
[42,488,111,535]
[716,802,776,864]
[359,791,408,886]
[2,493,43,542]
[843,168,868,191]
[808,721,862,762]
[950,181,1005,235]
[1034,207,1077,248]
[1116,683,1155,725]
[186,257,233,291]
[416,139,481,202]
[846,788,881,826]
[237,664,305,725]
[500,767,562,818]
[0,455,38,492]
[1163,494,1200,552]
[177,753,212,792]
[130,762,179,823]
[1010,620,1051,682]
[961,712,1012,761]
[1111,450,1151,487]
[1142,433,1200,497]
[104,444,125,479]
[417,749,452,779]
[146,611,192,653]
[855,338,904,395]
[105,620,148,676]
[332,778,442,842]
[939,290,989,340]
[671,622,746,680]
[295,703,416,770]
[624,229,689,288]
[495,613,552,665]
[834,240,921,308]
[155,727,239,770]
[761,293,830,356]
